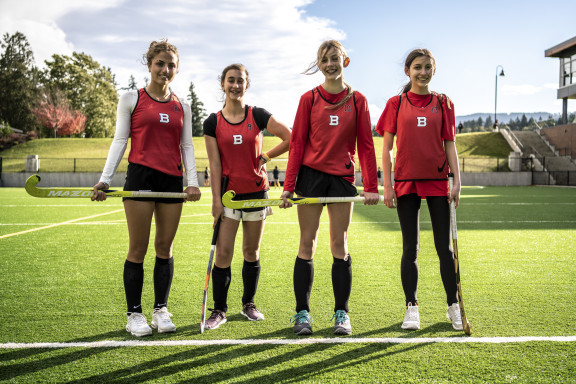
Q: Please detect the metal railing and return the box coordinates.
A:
[0,156,513,173]
[1,156,575,186]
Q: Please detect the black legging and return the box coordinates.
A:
[397,193,458,306]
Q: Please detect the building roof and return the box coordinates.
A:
[545,35,576,58]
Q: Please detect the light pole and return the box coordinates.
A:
[494,65,505,131]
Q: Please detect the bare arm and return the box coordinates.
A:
[445,140,461,208]
[258,116,291,173]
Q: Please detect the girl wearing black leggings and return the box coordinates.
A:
[375,48,463,331]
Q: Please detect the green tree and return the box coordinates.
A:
[520,114,528,129]
[0,31,40,132]
[121,75,138,91]
[484,115,493,130]
[43,52,118,137]
[187,81,207,136]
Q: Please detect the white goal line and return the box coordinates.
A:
[2,336,575,349]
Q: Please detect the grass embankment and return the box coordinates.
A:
[0,132,512,172]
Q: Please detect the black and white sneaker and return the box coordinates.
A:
[332,310,352,335]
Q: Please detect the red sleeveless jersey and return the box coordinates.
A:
[128,89,184,176]
[394,93,449,181]
[216,107,268,194]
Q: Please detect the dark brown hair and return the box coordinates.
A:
[402,48,436,93]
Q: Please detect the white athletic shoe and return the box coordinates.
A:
[151,307,177,333]
[446,303,464,331]
[126,312,153,337]
[401,303,420,330]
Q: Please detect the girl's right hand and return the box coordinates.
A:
[280,191,293,209]
[212,202,224,227]
[383,185,397,209]
[91,182,109,201]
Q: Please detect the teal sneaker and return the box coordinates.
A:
[291,310,313,335]
[332,310,352,335]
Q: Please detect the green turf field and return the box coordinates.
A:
[0,186,575,383]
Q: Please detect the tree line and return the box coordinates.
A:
[458,113,575,133]
[0,31,207,146]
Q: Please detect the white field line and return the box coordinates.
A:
[1,336,575,349]
[0,209,124,239]
[1,220,576,227]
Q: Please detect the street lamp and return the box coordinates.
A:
[494,65,505,131]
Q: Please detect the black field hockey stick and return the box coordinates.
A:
[221,190,384,209]
[200,176,229,333]
[449,172,472,335]
[25,175,188,199]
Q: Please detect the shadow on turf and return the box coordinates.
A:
[0,321,467,383]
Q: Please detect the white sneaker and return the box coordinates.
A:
[446,303,464,331]
[126,312,153,337]
[401,303,420,330]
[151,307,176,333]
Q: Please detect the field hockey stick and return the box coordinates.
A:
[200,176,229,333]
[221,190,384,209]
[25,175,187,199]
[449,172,472,335]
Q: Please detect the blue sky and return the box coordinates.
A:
[1,0,574,126]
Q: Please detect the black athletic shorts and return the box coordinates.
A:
[230,190,268,212]
[295,165,358,198]
[123,163,184,204]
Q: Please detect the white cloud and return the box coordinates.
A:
[1,0,347,125]
[368,104,383,126]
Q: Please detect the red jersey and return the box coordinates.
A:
[284,86,378,193]
[128,88,184,176]
[214,106,269,194]
[375,91,455,197]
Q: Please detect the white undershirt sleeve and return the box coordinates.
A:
[99,91,137,185]
[180,101,199,187]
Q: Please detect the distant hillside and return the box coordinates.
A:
[456,112,561,124]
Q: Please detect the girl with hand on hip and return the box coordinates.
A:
[203,63,291,330]
[375,48,463,331]
[92,39,201,337]
[281,40,379,336]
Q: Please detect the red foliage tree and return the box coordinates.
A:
[33,102,86,137]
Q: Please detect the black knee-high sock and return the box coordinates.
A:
[332,255,352,313]
[242,260,261,305]
[124,260,144,314]
[212,265,231,312]
[293,256,314,313]
[153,257,174,309]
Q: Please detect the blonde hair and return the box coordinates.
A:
[304,40,353,109]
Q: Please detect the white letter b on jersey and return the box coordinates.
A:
[417,117,427,127]
[329,115,339,126]
[159,113,170,123]
[233,135,243,145]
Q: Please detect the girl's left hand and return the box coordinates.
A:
[448,181,461,208]
[257,157,267,174]
[185,186,201,202]
[360,191,380,205]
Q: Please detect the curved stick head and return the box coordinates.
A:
[25,174,42,197]
[221,190,237,208]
